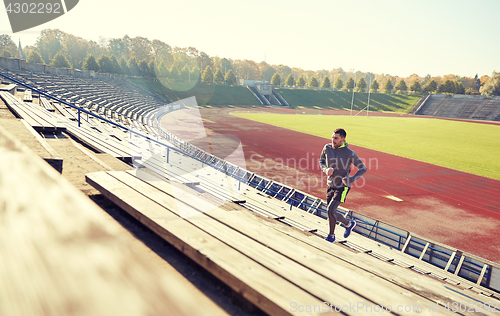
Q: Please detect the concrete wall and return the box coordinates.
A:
[450,94,485,99]
[255,82,272,96]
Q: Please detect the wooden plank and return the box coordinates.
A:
[52,102,77,120]
[0,92,61,132]
[20,119,63,172]
[262,216,500,315]
[97,170,500,316]
[40,97,56,112]
[85,171,324,316]
[113,171,461,315]
[20,100,66,132]
[66,126,132,162]
[0,124,225,316]
[0,83,16,92]
[69,138,115,171]
[0,91,43,129]
[23,89,32,102]
[62,119,138,162]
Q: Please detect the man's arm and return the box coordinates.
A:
[318,145,331,175]
[345,151,367,185]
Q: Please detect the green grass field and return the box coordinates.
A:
[232,113,500,180]
[277,89,422,113]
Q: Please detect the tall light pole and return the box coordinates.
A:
[350,69,356,116]
[367,77,372,117]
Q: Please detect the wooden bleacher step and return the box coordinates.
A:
[86,170,500,316]
[86,171,325,316]
[0,123,227,316]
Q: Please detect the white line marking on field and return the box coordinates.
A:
[384,195,403,202]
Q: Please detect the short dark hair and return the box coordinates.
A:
[334,128,346,138]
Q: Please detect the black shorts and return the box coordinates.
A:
[326,186,350,205]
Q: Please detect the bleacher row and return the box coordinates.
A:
[416,94,500,121]
[0,68,170,127]
[1,68,500,312]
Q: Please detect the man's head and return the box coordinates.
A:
[331,128,346,148]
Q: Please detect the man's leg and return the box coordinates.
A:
[327,198,349,236]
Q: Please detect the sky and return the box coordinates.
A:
[1,0,499,78]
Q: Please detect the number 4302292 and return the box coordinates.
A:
[5,2,62,14]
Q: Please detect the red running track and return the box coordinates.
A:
[170,107,500,263]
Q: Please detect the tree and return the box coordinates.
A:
[371,80,379,92]
[129,36,152,62]
[271,73,281,86]
[202,66,213,84]
[277,65,292,82]
[110,55,121,74]
[169,65,180,80]
[345,77,355,92]
[422,79,437,94]
[191,66,201,82]
[214,68,224,84]
[480,72,500,96]
[285,74,295,86]
[219,58,233,72]
[259,62,276,81]
[383,79,394,93]
[197,52,213,77]
[225,69,236,85]
[296,76,306,87]
[410,81,421,93]
[83,54,98,71]
[128,58,141,76]
[50,51,71,68]
[455,82,465,94]
[61,34,89,70]
[138,59,151,78]
[437,79,455,93]
[156,61,168,78]
[87,40,105,62]
[181,64,190,81]
[395,79,407,92]
[321,76,331,88]
[35,29,65,65]
[474,74,481,91]
[119,57,130,75]
[333,77,343,89]
[236,59,260,80]
[27,50,44,64]
[97,55,113,73]
[108,37,131,60]
[356,78,367,92]
[308,76,319,88]
[151,39,172,64]
[0,34,21,58]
